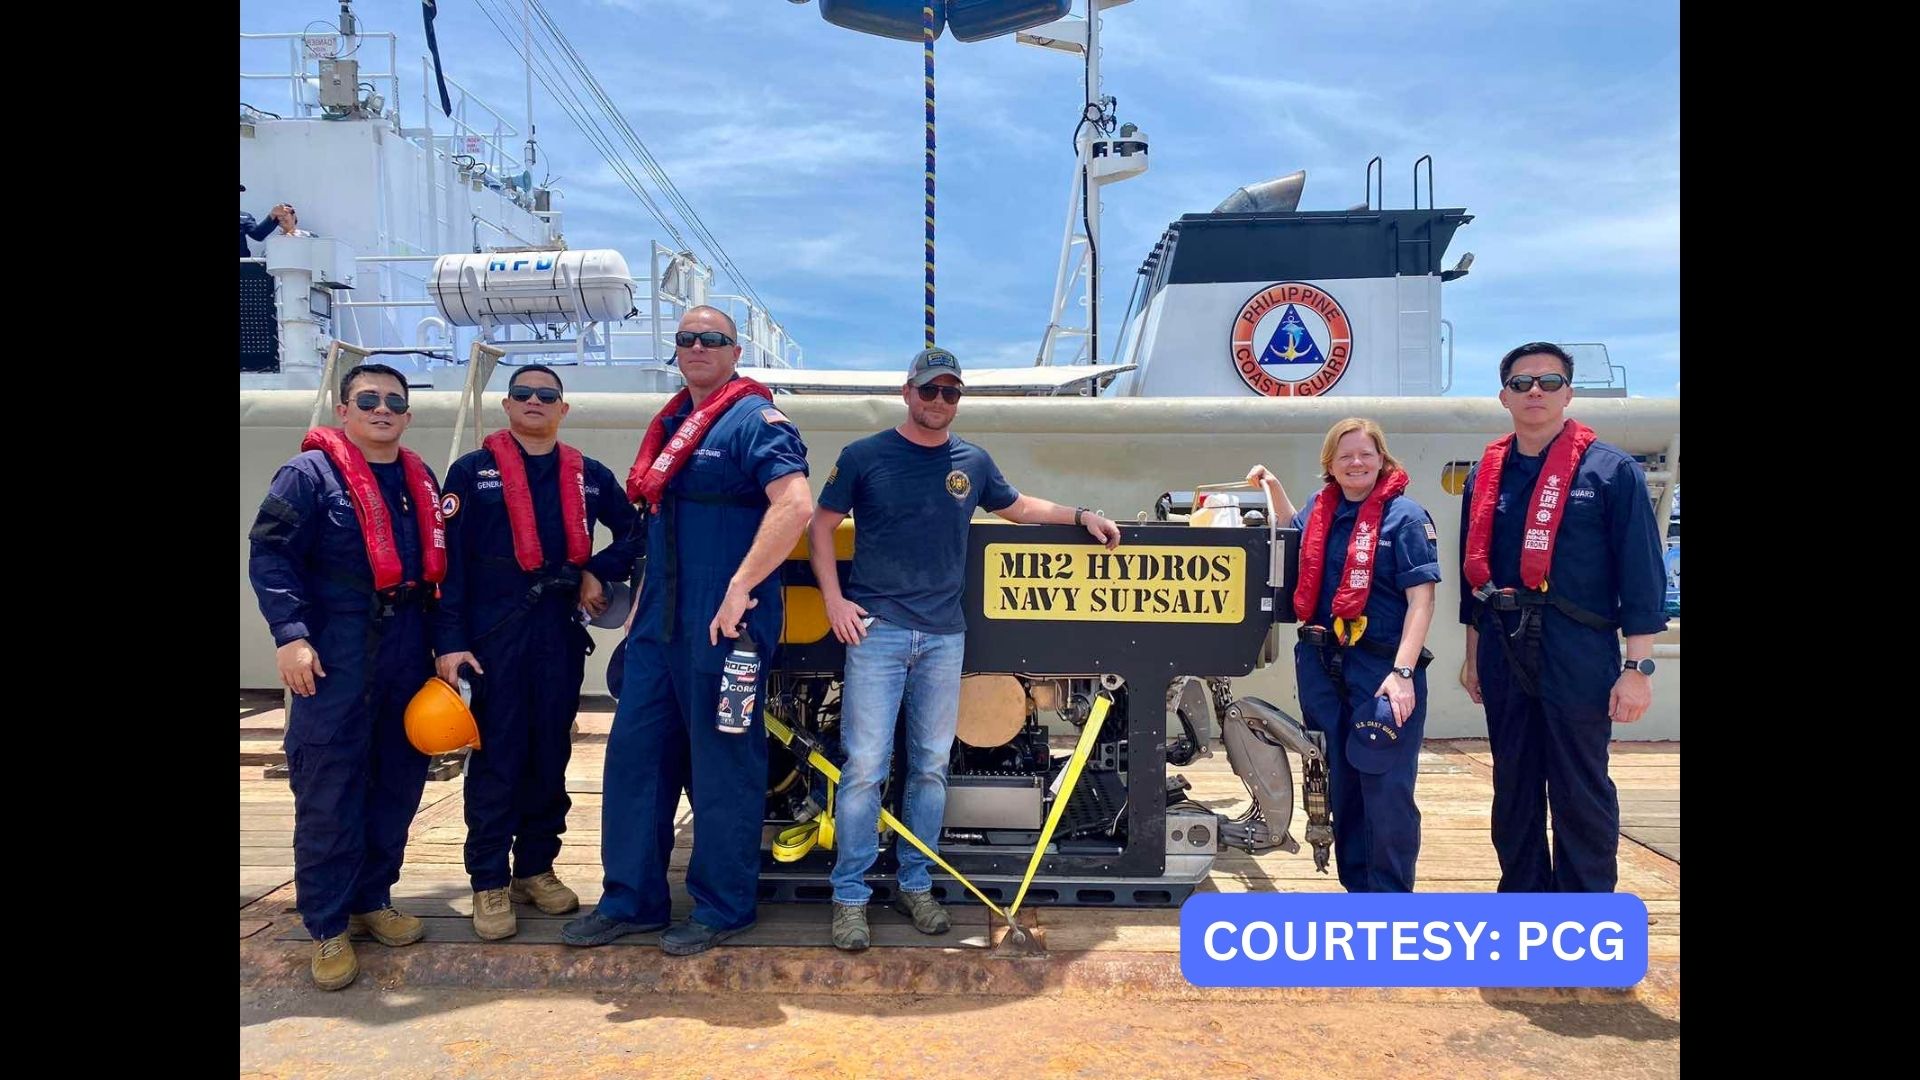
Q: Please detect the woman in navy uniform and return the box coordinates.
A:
[1248,417,1441,892]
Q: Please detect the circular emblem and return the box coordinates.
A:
[1535,509,1552,524]
[439,493,461,519]
[945,469,972,500]
[1230,282,1355,397]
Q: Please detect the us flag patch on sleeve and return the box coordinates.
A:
[761,408,791,426]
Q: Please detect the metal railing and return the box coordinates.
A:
[1562,342,1630,396]
[240,30,528,195]
[242,29,802,374]
[239,31,401,122]
[327,254,803,371]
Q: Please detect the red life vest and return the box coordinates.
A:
[1462,419,1598,591]
[483,430,590,572]
[300,427,446,590]
[625,377,774,510]
[1293,467,1410,630]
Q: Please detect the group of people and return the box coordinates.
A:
[248,315,1668,990]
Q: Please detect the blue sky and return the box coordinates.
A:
[242,1,1679,396]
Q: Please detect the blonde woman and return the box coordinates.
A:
[1246,417,1439,892]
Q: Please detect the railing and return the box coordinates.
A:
[239,31,401,123]
[240,30,528,194]
[242,29,801,374]
[326,255,803,371]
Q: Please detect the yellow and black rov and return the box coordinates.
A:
[754,487,1332,917]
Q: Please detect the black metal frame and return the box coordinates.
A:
[761,521,1299,903]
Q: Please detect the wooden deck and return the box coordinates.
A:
[240,691,1679,978]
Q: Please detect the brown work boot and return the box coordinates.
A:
[473,887,518,940]
[311,932,358,991]
[348,905,424,946]
[510,870,581,915]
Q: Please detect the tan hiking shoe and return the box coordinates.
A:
[473,886,518,940]
[311,932,358,991]
[510,870,580,915]
[348,905,424,947]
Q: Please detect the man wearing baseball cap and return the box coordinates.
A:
[807,346,1122,950]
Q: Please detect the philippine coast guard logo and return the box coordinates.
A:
[945,469,971,500]
[439,493,461,519]
[1230,282,1354,397]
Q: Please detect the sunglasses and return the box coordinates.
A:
[508,385,563,404]
[352,391,410,414]
[915,384,964,404]
[1504,373,1569,393]
[675,330,735,349]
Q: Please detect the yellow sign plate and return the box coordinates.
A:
[981,544,1246,623]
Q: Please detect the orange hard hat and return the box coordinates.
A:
[404,677,482,755]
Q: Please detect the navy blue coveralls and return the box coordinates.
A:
[433,439,641,893]
[1458,436,1668,893]
[1290,489,1442,893]
[596,385,808,931]
[248,450,437,940]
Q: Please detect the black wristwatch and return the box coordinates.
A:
[1391,666,1415,680]
[1074,506,1089,526]
[1623,658,1656,676]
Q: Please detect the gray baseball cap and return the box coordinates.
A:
[907,347,965,387]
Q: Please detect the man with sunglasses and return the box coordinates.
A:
[808,347,1122,950]
[432,364,641,940]
[565,305,813,956]
[1457,342,1668,893]
[247,363,446,990]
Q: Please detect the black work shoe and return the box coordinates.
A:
[660,918,756,956]
[560,908,667,947]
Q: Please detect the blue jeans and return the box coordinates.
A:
[829,618,966,905]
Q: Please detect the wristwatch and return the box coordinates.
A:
[1623,658,1656,676]
[1075,506,1090,526]
[1391,666,1415,679]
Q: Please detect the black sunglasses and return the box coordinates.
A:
[675,330,735,348]
[508,385,563,404]
[914,384,964,404]
[352,391,410,414]
[1504,373,1569,393]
